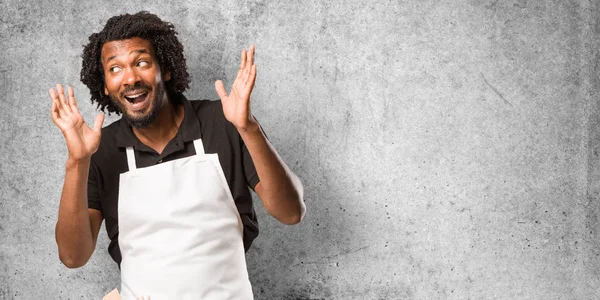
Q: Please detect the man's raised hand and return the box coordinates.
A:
[215,45,258,132]
[49,84,104,161]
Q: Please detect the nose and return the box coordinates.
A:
[123,67,141,87]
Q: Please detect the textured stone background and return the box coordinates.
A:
[1,0,599,299]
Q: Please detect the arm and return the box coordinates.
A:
[240,124,305,224]
[50,84,105,267]
[216,45,306,225]
[55,160,104,268]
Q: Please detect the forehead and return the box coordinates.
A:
[100,37,155,63]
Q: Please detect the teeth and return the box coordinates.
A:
[125,93,144,99]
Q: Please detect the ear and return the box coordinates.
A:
[104,86,109,95]
[163,71,171,82]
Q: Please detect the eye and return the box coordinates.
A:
[109,66,121,73]
[137,60,149,67]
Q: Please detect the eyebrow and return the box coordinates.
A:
[105,49,151,64]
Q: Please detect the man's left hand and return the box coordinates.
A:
[215,45,258,132]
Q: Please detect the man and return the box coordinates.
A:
[49,11,305,299]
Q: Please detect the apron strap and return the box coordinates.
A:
[193,139,206,158]
[125,147,137,171]
[126,140,203,171]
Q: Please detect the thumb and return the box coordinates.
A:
[92,114,105,133]
[215,80,228,100]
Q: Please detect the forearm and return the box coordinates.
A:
[239,124,305,224]
[55,158,95,268]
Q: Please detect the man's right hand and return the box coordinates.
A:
[50,84,104,161]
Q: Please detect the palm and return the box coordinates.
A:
[215,45,257,130]
[59,116,101,159]
[50,84,104,160]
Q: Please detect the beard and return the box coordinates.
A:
[110,81,166,128]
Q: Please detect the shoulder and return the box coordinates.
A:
[100,118,122,138]
[189,99,225,119]
[186,99,241,152]
[189,99,236,131]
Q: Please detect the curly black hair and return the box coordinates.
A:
[80,11,190,114]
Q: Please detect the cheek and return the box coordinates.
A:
[104,76,121,93]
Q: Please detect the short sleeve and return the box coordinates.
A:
[88,161,103,211]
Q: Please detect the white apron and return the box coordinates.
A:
[117,138,253,300]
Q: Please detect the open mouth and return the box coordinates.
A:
[124,91,149,104]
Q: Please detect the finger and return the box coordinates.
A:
[243,45,254,82]
[50,87,68,118]
[236,67,244,82]
[239,49,247,72]
[56,84,72,114]
[247,44,255,70]
[49,87,60,108]
[92,114,105,133]
[243,58,256,86]
[215,80,228,100]
[50,95,69,129]
[247,63,257,89]
[48,87,57,101]
[50,93,61,124]
[67,86,80,115]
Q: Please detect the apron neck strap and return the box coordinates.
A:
[125,147,136,171]
[125,139,205,171]
[193,139,206,157]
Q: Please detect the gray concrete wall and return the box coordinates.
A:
[1,0,598,299]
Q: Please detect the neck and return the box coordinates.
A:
[132,95,184,154]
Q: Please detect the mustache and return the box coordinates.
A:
[120,83,152,97]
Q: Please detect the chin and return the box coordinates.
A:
[123,102,163,128]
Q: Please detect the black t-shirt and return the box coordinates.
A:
[88,93,260,265]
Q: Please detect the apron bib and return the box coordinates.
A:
[117,139,253,300]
